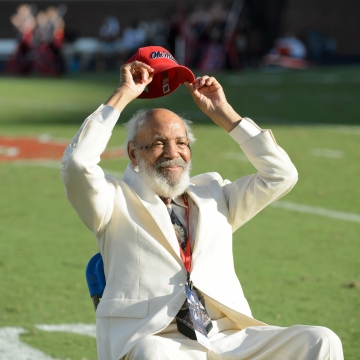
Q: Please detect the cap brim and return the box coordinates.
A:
[139,65,194,99]
[153,63,195,84]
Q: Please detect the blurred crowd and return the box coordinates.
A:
[169,2,244,71]
[5,1,337,76]
[6,3,66,75]
[95,1,265,72]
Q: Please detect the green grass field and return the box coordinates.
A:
[0,66,360,359]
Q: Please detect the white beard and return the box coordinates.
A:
[136,157,191,199]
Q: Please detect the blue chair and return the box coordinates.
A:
[86,252,106,310]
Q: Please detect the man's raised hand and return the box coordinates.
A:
[120,61,154,100]
[105,61,154,112]
[186,75,242,132]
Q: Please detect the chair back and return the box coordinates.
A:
[86,252,106,310]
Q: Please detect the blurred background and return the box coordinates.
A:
[1,0,359,75]
[0,1,359,360]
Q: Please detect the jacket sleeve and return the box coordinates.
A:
[60,105,120,235]
[221,118,298,232]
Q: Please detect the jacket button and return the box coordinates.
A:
[171,304,179,311]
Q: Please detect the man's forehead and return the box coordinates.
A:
[146,108,183,123]
[136,108,187,139]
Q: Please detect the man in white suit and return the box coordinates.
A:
[61,59,343,359]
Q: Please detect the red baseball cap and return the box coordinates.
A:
[126,46,195,99]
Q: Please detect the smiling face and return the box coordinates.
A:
[128,108,192,198]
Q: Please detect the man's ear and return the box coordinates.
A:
[127,142,137,167]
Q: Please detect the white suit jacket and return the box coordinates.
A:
[61,105,298,360]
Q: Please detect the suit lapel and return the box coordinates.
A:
[122,164,182,261]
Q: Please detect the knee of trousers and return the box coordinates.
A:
[296,325,343,353]
[303,326,341,344]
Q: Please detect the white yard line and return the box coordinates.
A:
[35,324,96,338]
[0,145,20,157]
[322,125,360,135]
[11,160,123,178]
[0,97,89,112]
[310,148,343,159]
[271,201,360,224]
[0,327,59,360]
[236,117,360,134]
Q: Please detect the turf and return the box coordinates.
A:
[0,66,359,359]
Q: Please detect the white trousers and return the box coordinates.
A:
[123,325,343,360]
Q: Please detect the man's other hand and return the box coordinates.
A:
[185,76,226,117]
[185,76,242,132]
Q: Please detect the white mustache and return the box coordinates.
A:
[154,158,188,170]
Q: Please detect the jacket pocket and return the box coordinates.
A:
[96,298,149,318]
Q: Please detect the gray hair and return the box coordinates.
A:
[123,109,196,151]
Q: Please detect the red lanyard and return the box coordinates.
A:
[181,194,192,279]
